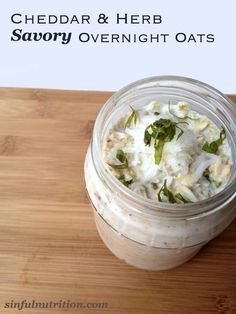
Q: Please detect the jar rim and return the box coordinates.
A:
[92,75,236,218]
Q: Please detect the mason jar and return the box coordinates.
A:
[84,76,236,270]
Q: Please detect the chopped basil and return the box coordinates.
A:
[176,125,184,140]
[157,179,177,203]
[203,168,221,188]
[118,175,133,187]
[125,106,137,129]
[143,118,186,164]
[158,180,192,204]
[175,193,192,203]
[202,128,226,154]
[144,127,152,146]
[154,112,160,115]
[155,139,165,165]
[108,149,128,169]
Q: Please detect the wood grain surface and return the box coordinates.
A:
[0,88,235,314]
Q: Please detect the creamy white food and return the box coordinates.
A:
[104,101,232,203]
[85,99,236,270]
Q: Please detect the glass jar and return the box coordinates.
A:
[84,76,236,270]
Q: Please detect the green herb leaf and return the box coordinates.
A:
[175,122,188,140]
[176,125,184,140]
[125,106,137,129]
[203,168,221,188]
[175,193,192,203]
[144,126,152,146]
[108,149,128,169]
[155,139,165,165]
[158,180,193,204]
[202,128,226,154]
[143,118,187,164]
[118,175,133,187]
[157,179,177,203]
[154,112,160,115]
[153,118,172,129]
[116,149,126,163]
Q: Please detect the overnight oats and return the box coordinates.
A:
[84,76,236,270]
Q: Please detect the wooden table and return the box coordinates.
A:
[0,89,235,314]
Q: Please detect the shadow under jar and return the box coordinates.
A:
[84,76,236,271]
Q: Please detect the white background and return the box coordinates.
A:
[0,0,235,93]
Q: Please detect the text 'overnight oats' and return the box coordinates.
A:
[104,101,232,204]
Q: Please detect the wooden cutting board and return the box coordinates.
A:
[0,88,235,314]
